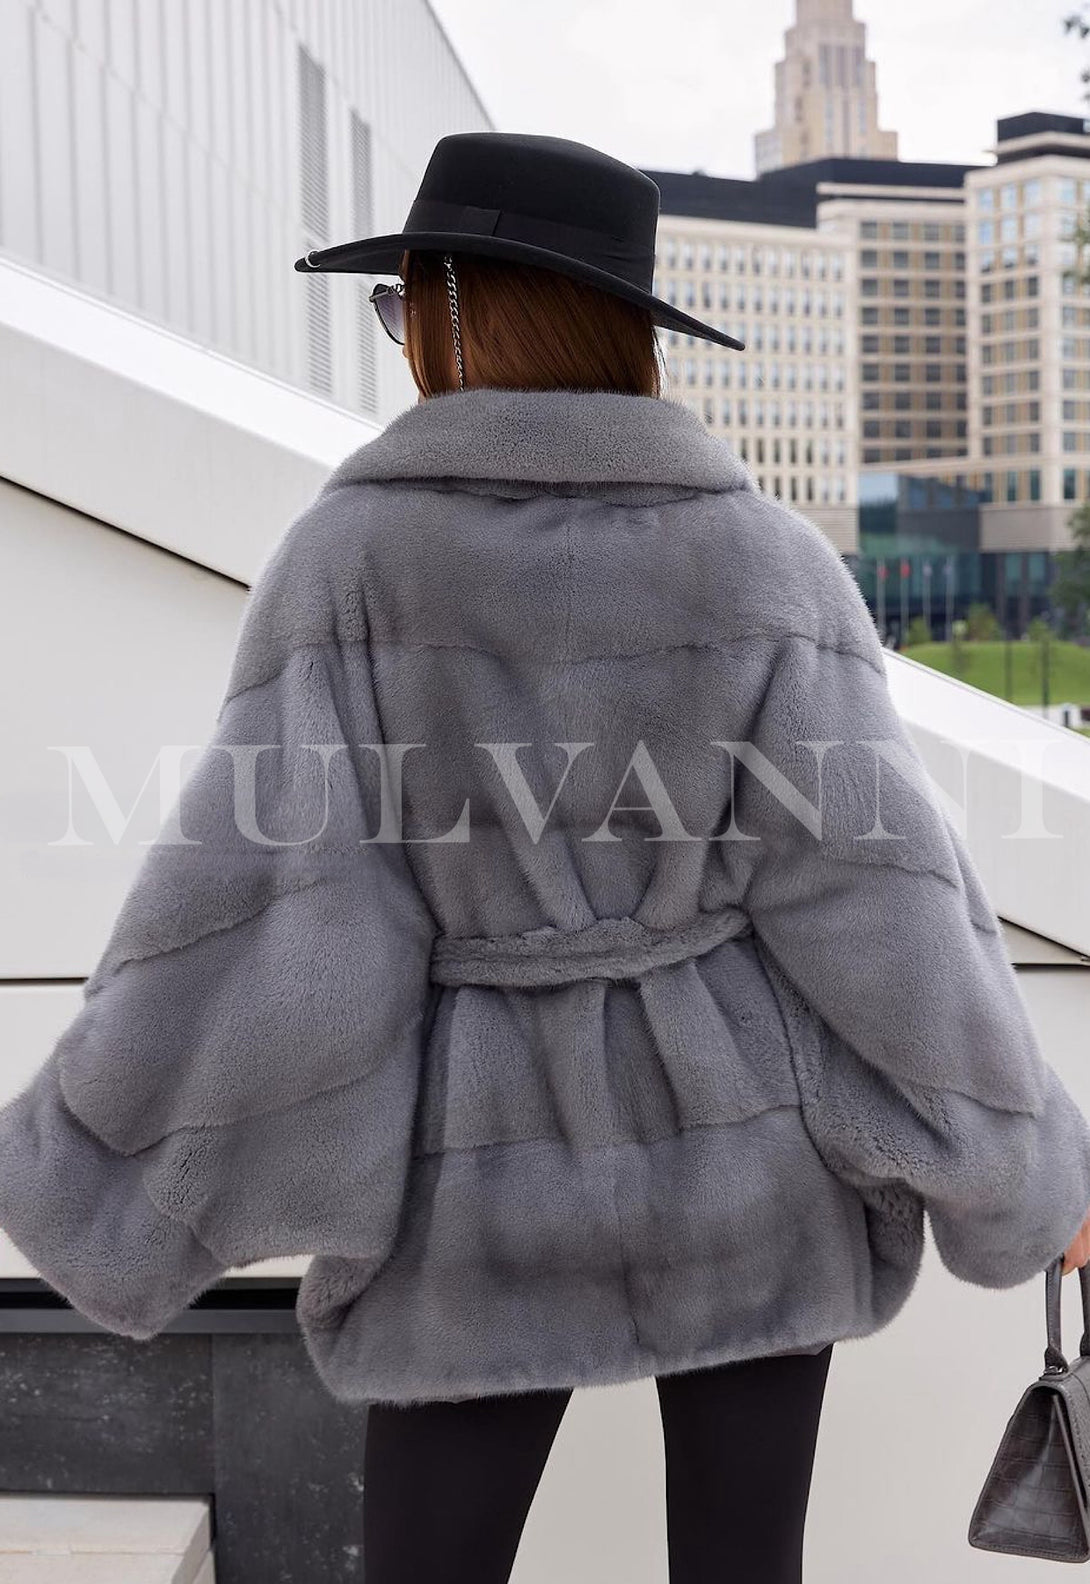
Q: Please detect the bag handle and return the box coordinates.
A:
[1044,1254,1090,1374]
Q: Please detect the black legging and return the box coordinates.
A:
[362,1344,834,1583]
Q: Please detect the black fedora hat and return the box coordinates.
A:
[293,131,745,353]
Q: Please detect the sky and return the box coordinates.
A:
[427,0,1090,180]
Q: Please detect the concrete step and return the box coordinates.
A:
[0,1496,212,1583]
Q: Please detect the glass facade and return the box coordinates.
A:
[848,471,1056,641]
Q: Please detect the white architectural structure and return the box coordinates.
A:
[2,256,1089,1582]
[0,0,492,427]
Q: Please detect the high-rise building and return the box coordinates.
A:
[647,157,977,552]
[755,0,898,177]
[961,113,1090,549]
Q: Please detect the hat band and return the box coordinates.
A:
[403,197,651,288]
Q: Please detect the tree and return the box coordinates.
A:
[966,601,1001,640]
[1064,9,1090,98]
[1054,501,1090,638]
[905,615,932,647]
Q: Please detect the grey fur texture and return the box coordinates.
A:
[1,385,1088,1406]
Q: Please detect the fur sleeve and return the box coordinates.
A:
[0,499,437,1339]
[725,614,1090,1290]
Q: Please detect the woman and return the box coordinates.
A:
[1,132,1089,1584]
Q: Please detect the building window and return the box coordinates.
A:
[894,363,911,382]
[893,279,910,298]
[862,334,880,354]
[861,306,879,325]
[924,279,941,299]
[925,335,942,354]
[894,420,912,439]
[861,278,879,297]
[862,363,880,381]
[1065,467,1078,500]
[893,307,910,325]
[861,249,878,268]
[892,250,910,270]
[1006,470,1018,502]
[924,251,941,271]
[891,222,910,241]
[924,307,941,326]
[863,420,881,439]
[925,364,942,383]
[861,221,879,239]
[894,390,911,410]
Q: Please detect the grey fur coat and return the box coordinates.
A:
[2,384,1089,1407]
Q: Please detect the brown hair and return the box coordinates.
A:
[399,248,664,400]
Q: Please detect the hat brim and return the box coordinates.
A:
[293,231,746,352]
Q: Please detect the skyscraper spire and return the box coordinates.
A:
[754,0,898,175]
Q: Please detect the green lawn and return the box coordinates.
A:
[901,639,1090,707]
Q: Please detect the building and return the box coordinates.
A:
[648,108,1090,619]
[960,112,1090,550]
[754,0,898,176]
[0,0,492,425]
[649,200,857,551]
[647,157,979,554]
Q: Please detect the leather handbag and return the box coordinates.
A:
[968,1255,1090,1562]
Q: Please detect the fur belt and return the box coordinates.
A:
[428,905,754,989]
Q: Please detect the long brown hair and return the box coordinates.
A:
[400,248,664,399]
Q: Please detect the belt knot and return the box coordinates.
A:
[429,906,753,989]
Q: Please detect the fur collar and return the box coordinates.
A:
[323,385,754,496]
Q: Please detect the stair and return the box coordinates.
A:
[0,1496,213,1582]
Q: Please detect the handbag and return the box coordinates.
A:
[968,1255,1090,1562]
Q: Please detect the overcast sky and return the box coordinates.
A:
[427,0,1090,180]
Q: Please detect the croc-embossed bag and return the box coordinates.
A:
[969,1256,1090,1562]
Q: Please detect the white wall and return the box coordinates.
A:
[0,0,492,426]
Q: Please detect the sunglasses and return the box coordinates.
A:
[369,280,406,345]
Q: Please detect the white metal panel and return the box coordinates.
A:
[75,0,109,61]
[103,70,139,303]
[134,0,164,110]
[34,9,78,280]
[162,0,188,126]
[105,0,136,88]
[0,0,491,421]
[186,143,214,342]
[0,3,40,262]
[163,119,191,330]
[134,94,166,322]
[70,36,110,296]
